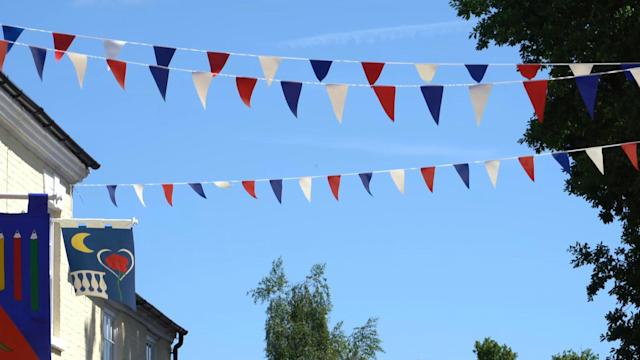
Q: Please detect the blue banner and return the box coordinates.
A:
[62,226,136,310]
[2,25,23,52]
[465,64,488,83]
[359,173,373,196]
[310,60,332,81]
[575,75,600,120]
[281,81,303,117]
[0,194,50,360]
[420,85,444,125]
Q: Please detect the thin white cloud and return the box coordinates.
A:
[278,21,469,49]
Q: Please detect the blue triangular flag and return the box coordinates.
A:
[310,60,332,81]
[189,183,207,199]
[465,64,488,83]
[575,75,600,119]
[454,163,470,189]
[270,179,283,203]
[149,66,170,100]
[106,185,118,206]
[552,153,572,174]
[420,85,444,125]
[153,45,176,67]
[29,46,46,80]
[3,25,23,52]
[359,173,373,196]
[621,64,640,82]
[281,81,302,117]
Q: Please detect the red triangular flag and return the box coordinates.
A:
[242,180,257,198]
[523,80,547,123]
[327,175,341,201]
[52,33,75,61]
[236,77,257,107]
[420,167,435,192]
[106,59,127,89]
[161,184,174,206]
[621,143,639,170]
[518,156,535,181]
[517,64,541,80]
[362,62,385,85]
[207,51,230,76]
[0,40,7,72]
[372,86,395,121]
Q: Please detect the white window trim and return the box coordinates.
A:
[145,335,157,360]
[102,309,117,360]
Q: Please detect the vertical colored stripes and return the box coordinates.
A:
[30,231,39,311]
[0,233,4,292]
[13,231,21,301]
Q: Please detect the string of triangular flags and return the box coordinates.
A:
[74,140,640,206]
[1,24,639,124]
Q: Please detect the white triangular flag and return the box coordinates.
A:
[484,160,500,188]
[415,63,438,82]
[213,181,231,189]
[585,147,604,174]
[192,72,213,109]
[469,84,492,126]
[258,56,281,86]
[104,39,126,59]
[67,52,87,88]
[299,177,312,202]
[389,169,405,194]
[569,64,593,77]
[133,184,145,207]
[630,68,640,88]
[326,84,348,123]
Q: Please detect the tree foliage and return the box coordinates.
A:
[552,349,599,360]
[473,337,517,360]
[449,1,640,357]
[249,258,383,360]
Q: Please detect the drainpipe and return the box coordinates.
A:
[172,332,185,360]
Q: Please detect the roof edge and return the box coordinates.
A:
[0,72,100,170]
[136,294,188,336]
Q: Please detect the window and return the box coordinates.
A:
[145,337,156,360]
[102,311,116,360]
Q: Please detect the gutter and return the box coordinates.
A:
[172,331,185,360]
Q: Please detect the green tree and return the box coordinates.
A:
[473,338,517,360]
[552,349,599,360]
[249,258,383,360]
[449,1,640,357]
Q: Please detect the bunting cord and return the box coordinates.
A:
[5,40,636,88]
[5,22,638,67]
[73,140,639,188]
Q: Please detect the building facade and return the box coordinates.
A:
[0,72,186,359]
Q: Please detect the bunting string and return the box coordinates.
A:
[3,39,637,88]
[3,24,640,124]
[5,22,637,67]
[73,140,640,206]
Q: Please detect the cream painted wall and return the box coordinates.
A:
[0,116,175,359]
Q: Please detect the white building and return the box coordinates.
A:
[0,72,187,360]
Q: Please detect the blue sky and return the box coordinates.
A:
[1,0,622,358]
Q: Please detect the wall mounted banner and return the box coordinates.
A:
[62,226,136,310]
[0,194,50,360]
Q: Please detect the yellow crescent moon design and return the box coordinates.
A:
[71,232,93,253]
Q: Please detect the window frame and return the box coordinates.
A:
[145,335,156,360]
[102,309,116,360]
